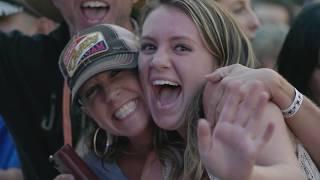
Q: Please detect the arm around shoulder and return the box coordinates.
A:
[270,72,320,168]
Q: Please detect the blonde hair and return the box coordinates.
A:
[140,0,257,179]
[141,0,256,68]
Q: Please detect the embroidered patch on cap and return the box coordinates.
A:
[63,32,109,77]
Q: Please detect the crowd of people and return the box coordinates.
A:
[0,0,319,179]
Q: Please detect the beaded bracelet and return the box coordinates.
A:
[281,88,303,118]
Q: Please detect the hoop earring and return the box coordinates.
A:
[93,128,113,158]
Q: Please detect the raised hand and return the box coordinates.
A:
[198,81,275,180]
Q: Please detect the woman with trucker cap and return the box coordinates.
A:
[56,23,182,180]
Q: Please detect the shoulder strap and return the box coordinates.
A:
[63,81,72,146]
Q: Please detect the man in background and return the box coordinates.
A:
[0,1,56,179]
[0,0,143,179]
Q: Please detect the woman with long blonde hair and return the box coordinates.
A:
[138,0,312,179]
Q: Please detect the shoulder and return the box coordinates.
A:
[257,102,297,165]
[259,102,286,128]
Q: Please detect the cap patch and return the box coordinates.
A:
[64,32,109,77]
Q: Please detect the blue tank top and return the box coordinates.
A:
[83,152,128,180]
[0,116,21,169]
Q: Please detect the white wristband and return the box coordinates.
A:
[281,88,303,119]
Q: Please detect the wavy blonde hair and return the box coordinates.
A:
[140,0,256,179]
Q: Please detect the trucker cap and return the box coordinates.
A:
[59,24,139,103]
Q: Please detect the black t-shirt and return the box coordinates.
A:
[0,23,79,180]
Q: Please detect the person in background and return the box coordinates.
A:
[252,23,289,69]
[0,0,144,179]
[251,0,293,69]
[216,0,261,39]
[253,0,296,26]
[0,1,55,179]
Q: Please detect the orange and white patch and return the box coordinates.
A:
[64,32,109,77]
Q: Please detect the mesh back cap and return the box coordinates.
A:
[59,24,139,103]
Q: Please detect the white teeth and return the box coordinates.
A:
[153,80,178,86]
[82,1,107,8]
[114,100,137,120]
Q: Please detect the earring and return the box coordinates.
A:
[93,128,113,158]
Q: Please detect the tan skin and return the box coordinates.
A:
[205,64,320,168]
[199,81,274,180]
[81,70,153,180]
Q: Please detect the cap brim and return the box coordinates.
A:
[71,52,138,104]
[24,0,62,22]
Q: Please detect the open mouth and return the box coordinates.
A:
[152,80,181,107]
[81,1,110,23]
[113,99,137,120]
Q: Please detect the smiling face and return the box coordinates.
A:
[218,0,260,39]
[52,0,137,34]
[139,5,217,131]
[79,70,151,137]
